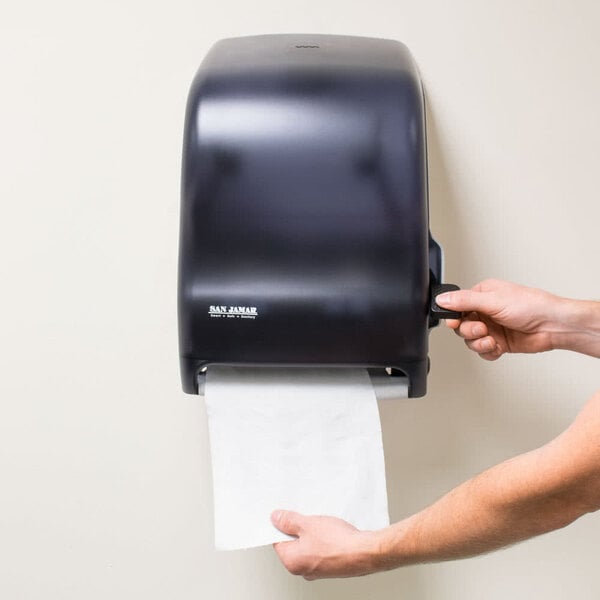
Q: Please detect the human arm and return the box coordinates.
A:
[435,279,600,360]
[271,279,600,579]
[271,390,600,579]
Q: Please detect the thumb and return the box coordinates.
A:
[271,510,304,536]
[436,289,498,315]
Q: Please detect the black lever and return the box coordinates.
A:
[430,283,463,321]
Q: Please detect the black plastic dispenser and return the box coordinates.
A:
[178,34,460,398]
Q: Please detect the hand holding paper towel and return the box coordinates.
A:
[204,366,389,550]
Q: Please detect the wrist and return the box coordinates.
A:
[548,297,600,356]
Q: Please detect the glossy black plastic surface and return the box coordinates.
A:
[179,34,441,397]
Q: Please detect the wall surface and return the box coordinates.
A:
[1,1,598,598]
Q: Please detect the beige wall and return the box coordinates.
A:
[1,1,598,598]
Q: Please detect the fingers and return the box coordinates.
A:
[444,318,461,330]
[449,311,504,359]
[271,511,303,574]
[272,522,310,578]
[271,510,304,536]
[436,289,498,316]
[478,349,503,361]
[465,336,498,354]
[440,285,509,361]
[272,542,304,575]
[455,318,488,340]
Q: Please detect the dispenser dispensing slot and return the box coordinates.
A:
[197,368,409,401]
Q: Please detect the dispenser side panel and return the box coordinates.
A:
[179,35,430,395]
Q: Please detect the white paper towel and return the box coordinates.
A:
[204,365,390,550]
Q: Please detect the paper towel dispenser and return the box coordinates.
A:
[178,34,460,398]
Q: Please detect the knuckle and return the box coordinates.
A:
[471,322,485,335]
[478,278,499,289]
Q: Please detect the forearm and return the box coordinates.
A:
[271,396,600,579]
[372,393,600,569]
[548,297,600,357]
[374,451,584,568]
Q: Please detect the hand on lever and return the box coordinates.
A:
[435,279,578,360]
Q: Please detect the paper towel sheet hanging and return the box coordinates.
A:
[203,365,390,550]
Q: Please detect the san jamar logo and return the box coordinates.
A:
[208,305,258,319]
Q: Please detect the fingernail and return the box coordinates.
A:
[271,510,282,524]
[437,293,452,306]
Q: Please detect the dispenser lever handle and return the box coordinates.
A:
[430,284,463,320]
